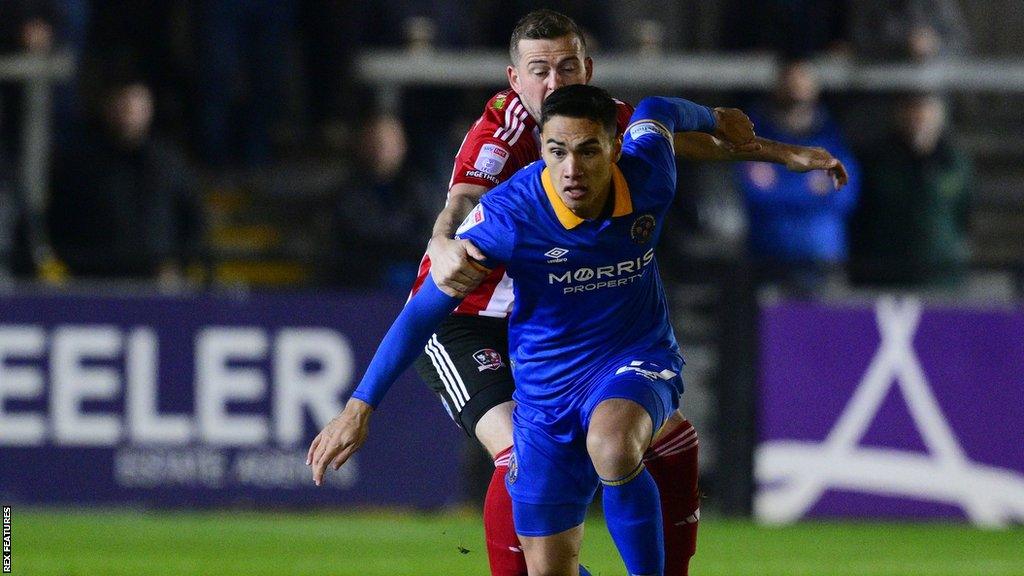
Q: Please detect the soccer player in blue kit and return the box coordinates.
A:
[310,84,744,575]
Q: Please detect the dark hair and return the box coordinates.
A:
[509,9,586,63]
[540,84,617,137]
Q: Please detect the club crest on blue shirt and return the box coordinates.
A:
[473,348,505,372]
[630,214,656,244]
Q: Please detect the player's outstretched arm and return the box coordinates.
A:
[306,398,373,485]
[674,133,849,190]
[427,183,491,297]
[307,275,466,486]
[709,107,761,152]
[776,143,849,190]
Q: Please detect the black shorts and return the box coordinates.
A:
[413,314,515,439]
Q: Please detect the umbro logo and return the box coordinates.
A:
[544,247,569,263]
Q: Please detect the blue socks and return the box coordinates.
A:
[601,464,664,576]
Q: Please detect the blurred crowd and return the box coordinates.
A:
[0,0,991,294]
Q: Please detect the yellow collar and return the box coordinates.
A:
[541,165,633,229]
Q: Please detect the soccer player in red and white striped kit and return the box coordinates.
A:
[398,10,848,576]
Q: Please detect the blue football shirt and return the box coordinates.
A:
[456,113,685,428]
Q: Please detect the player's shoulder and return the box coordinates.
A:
[474,90,532,136]
[614,98,635,136]
[481,161,544,210]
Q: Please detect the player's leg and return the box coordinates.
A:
[476,402,522,576]
[475,400,515,457]
[518,524,584,576]
[587,398,664,576]
[412,315,523,576]
[646,411,700,576]
[583,361,681,576]
[508,406,600,576]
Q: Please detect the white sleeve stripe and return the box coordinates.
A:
[508,107,530,146]
[494,100,525,142]
[497,102,519,141]
[494,99,517,139]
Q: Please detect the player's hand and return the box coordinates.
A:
[307,398,374,486]
[784,146,849,191]
[427,236,489,298]
[712,107,760,153]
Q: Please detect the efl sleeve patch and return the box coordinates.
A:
[474,143,510,176]
[627,120,672,143]
[455,203,486,235]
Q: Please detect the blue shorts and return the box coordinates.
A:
[508,358,682,536]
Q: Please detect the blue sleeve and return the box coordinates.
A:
[627,96,717,137]
[454,194,516,267]
[349,276,462,408]
[622,97,717,172]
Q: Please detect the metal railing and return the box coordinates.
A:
[355,50,1024,94]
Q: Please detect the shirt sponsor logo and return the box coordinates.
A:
[474,144,510,176]
[463,170,501,185]
[456,204,485,235]
[547,248,655,294]
[472,348,505,372]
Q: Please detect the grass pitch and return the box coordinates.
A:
[11,509,1022,575]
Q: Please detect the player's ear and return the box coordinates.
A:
[507,65,520,92]
[584,57,593,83]
[613,135,623,161]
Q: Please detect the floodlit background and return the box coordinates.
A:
[0,1,1021,574]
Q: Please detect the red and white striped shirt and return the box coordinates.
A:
[410,89,634,318]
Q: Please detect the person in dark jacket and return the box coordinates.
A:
[48,77,203,284]
[850,92,972,288]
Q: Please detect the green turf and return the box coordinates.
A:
[9,510,1022,575]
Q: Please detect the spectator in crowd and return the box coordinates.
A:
[849,93,972,288]
[86,1,190,139]
[850,0,969,61]
[721,0,849,56]
[330,113,441,288]
[48,76,203,285]
[194,0,297,167]
[734,57,860,292]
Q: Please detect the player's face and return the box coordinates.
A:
[541,115,621,220]
[508,35,593,121]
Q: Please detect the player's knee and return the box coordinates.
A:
[520,533,580,576]
[586,427,645,480]
[522,552,578,576]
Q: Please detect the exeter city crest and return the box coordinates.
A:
[473,348,505,372]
